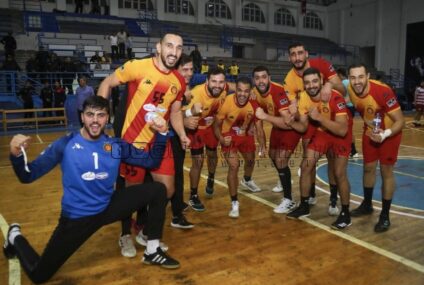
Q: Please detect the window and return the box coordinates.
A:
[303,11,323,30]
[274,8,295,27]
[242,3,265,23]
[118,0,153,10]
[205,0,231,19]
[165,0,194,16]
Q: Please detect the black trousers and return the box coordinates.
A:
[170,133,186,217]
[13,183,166,284]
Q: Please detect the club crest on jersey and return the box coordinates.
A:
[103,143,112,152]
[171,86,178,95]
[322,106,330,113]
[387,98,396,108]
[366,107,374,114]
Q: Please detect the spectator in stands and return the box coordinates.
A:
[413,79,424,127]
[90,0,101,14]
[1,32,17,58]
[18,81,35,122]
[76,76,95,126]
[201,59,209,74]
[35,47,50,81]
[61,57,76,94]
[126,36,133,60]
[25,54,37,81]
[75,0,84,13]
[190,46,202,73]
[90,51,102,69]
[53,80,66,117]
[40,80,53,117]
[217,59,225,72]
[104,0,110,15]
[0,54,21,92]
[227,60,240,81]
[117,29,128,59]
[109,34,118,60]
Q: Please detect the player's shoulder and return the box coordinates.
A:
[171,69,186,86]
[271,81,285,90]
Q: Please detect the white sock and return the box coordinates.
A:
[146,239,160,254]
[9,228,21,245]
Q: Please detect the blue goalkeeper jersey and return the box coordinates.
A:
[10,131,168,218]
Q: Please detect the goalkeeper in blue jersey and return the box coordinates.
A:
[3,96,180,284]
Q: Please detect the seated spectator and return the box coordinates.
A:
[1,55,21,71]
[90,51,102,63]
[40,81,53,117]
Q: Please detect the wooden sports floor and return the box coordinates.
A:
[0,115,423,285]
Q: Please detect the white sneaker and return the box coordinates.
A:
[351,153,359,159]
[328,204,340,216]
[308,196,317,205]
[272,181,283,193]
[119,234,137,258]
[240,178,261,192]
[273,198,297,214]
[229,201,240,218]
[135,231,169,252]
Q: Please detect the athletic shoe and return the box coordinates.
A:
[350,152,360,159]
[3,223,20,259]
[142,247,180,269]
[205,185,214,198]
[170,215,194,229]
[272,181,283,193]
[331,211,352,230]
[228,201,240,218]
[350,202,373,217]
[273,198,296,214]
[240,178,261,192]
[136,232,169,252]
[286,203,310,219]
[328,204,340,216]
[374,215,391,233]
[189,195,205,212]
[119,234,137,258]
[308,196,317,205]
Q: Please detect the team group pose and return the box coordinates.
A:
[3,33,404,282]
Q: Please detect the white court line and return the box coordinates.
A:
[0,214,21,285]
[315,163,424,217]
[183,166,424,274]
[36,134,43,144]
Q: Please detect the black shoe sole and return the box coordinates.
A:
[350,208,374,217]
[142,260,180,269]
[170,223,194,229]
[286,213,310,220]
[331,222,352,230]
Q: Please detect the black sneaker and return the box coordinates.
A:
[331,211,352,230]
[170,215,194,229]
[350,202,373,217]
[374,215,391,233]
[205,185,214,198]
[142,247,180,269]
[286,203,310,220]
[3,223,20,259]
[189,195,205,212]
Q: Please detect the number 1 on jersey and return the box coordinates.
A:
[92,152,99,169]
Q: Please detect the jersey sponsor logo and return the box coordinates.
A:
[103,143,112,152]
[95,172,109,180]
[156,107,167,113]
[329,65,335,72]
[280,98,288,105]
[337,102,346,110]
[143,103,156,112]
[81,171,96,181]
[387,98,396,108]
[72,143,84,150]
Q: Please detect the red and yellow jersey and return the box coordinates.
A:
[114,58,185,148]
[348,80,400,132]
[298,90,348,132]
[283,58,337,100]
[253,81,290,116]
[217,94,258,135]
[184,83,227,129]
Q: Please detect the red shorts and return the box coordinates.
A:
[221,134,255,153]
[119,140,174,183]
[307,130,351,157]
[302,124,317,141]
[269,127,302,151]
[188,127,219,151]
[362,131,401,165]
